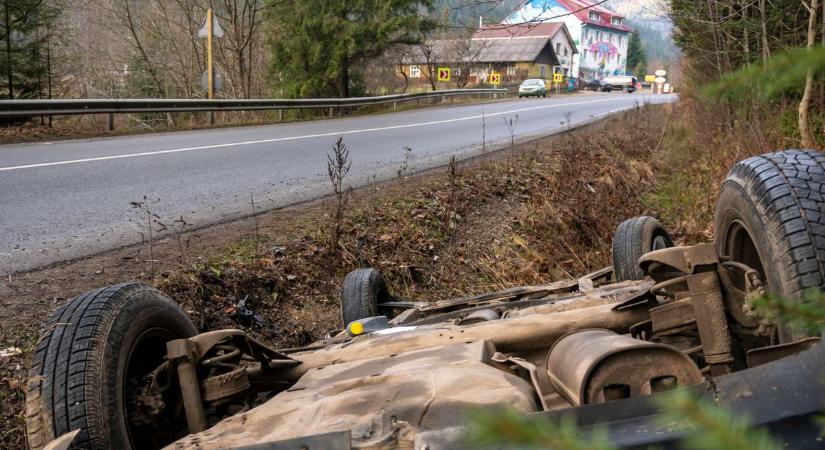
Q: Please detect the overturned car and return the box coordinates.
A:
[27,150,825,449]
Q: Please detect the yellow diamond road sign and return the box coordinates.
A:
[553,73,563,83]
[490,73,501,85]
[437,68,450,82]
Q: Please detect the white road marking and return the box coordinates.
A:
[0,96,650,173]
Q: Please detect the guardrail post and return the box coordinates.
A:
[105,113,114,132]
[207,111,215,125]
[278,109,283,121]
[393,101,397,110]
[329,107,334,117]
[441,95,446,104]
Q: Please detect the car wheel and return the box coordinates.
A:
[612,216,675,281]
[715,150,825,341]
[341,268,393,325]
[26,283,197,449]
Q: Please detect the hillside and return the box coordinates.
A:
[607,0,680,65]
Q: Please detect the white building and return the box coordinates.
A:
[504,0,632,80]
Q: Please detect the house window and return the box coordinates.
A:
[556,42,561,54]
[564,47,568,56]
[409,65,420,78]
[506,65,516,76]
[612,17,622,25]
[454,67,461,76]
[583,49,588,60]
[589,11,600,21]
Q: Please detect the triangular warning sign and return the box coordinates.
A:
[198,13,224,38]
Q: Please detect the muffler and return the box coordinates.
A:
[546,329,702,406]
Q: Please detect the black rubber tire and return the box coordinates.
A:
[612,216,675,281]
[26,283,197,450]
[341,268,392,325]
[715,150,825,341]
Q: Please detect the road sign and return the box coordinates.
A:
[437,68,450,82]
[654,69,667,77]
[490,73,501,85]
[200,68,222,92]
[654,76,666,84]
[645,75,656,82]
[553,73,563,83]
[198,12,224,38]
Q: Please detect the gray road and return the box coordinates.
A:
[0,92,677,273]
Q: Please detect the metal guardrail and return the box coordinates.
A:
[0,89,507,117]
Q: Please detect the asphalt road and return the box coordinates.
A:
[0,92,677,273]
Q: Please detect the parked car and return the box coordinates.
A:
[602,75,639,93]
[585,79,613,92]
[26,151,825,449]
[518,78,547,98]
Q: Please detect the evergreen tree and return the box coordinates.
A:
[625,30,646,77]
[266,0,434,99]
[1,0,57,100]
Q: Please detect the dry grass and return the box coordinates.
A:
[646,94,816,242]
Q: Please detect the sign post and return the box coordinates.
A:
[198,9,224,123]
[653,69,667,94]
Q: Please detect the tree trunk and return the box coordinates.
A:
[4,1,13,99]
[821,0,825,111]
[337,52,349,98]
[799,0,819,148]
[759,0,770,65]
[398,64,409,93]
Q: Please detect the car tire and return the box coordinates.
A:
[612,216,675,281]
[341,268,393,325]
[715,150,825,341]
[26,283,197,450]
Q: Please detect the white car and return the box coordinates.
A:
[518,79,547,98]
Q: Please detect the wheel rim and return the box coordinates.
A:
[124,328,188,449]
[725,220,766,282]
[652,234,671,251]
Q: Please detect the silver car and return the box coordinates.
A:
[518,78,547,98]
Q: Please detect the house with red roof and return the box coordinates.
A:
[504,0,632,80]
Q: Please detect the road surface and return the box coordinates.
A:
[0,92,677,273]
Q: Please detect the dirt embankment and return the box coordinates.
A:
[0,103,673,449]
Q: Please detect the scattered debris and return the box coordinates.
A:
[232,296,265,328]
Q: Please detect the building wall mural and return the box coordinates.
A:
[504,0,630,79]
